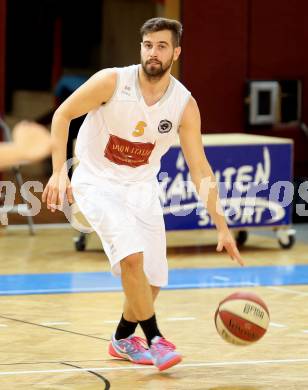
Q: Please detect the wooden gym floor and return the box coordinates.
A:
[0,226,308,389]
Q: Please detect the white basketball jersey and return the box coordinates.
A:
[74,64,191,183]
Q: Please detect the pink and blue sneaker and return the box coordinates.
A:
[108,334,153,365]
[150,336,182,371]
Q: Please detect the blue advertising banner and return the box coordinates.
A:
[158,143,293,230]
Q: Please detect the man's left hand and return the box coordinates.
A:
[216,230,244,266]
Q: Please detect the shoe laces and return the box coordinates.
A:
[152,338,176,356]
[123,336,149,353]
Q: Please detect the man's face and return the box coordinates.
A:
[140,30,181,79]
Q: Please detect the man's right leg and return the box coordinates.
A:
[114,285,159,337]
[120,253,162,342]
[109,253,160,365]
[120,253,154,321]
[122,285,160,322]
[110,252,182,371]
[113,286,159,343]
[109,286,160,364]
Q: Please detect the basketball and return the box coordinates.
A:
[215,292,270,345]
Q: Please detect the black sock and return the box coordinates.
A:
[139,314,163,346]
[115,314,138,340]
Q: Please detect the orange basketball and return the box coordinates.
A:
[214,291,270,345]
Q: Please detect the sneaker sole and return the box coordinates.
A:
[157,355,182,371]
[108,342,153,365]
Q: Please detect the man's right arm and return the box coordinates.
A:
[51,69,117,173]
[42,69,117,212]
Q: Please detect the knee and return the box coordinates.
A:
[120,252,144,273]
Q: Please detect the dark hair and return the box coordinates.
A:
[140,17,183,47]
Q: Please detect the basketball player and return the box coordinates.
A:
[42,18,244,371]
[0,121,51,169]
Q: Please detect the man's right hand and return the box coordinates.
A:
[42,172,74,213]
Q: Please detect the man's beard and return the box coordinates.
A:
[141,57,173,80]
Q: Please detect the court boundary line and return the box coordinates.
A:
[1,357,308,376]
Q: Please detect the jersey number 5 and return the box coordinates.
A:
[133,121,147,137]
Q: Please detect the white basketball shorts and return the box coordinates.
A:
[71,171,168,287]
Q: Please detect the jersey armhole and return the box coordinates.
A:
[102,68,120,107]
[176,92,192,133]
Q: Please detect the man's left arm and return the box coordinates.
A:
[178,97,244,266]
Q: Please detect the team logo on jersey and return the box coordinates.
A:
[158,119,172,134]
[133,121,147,137]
